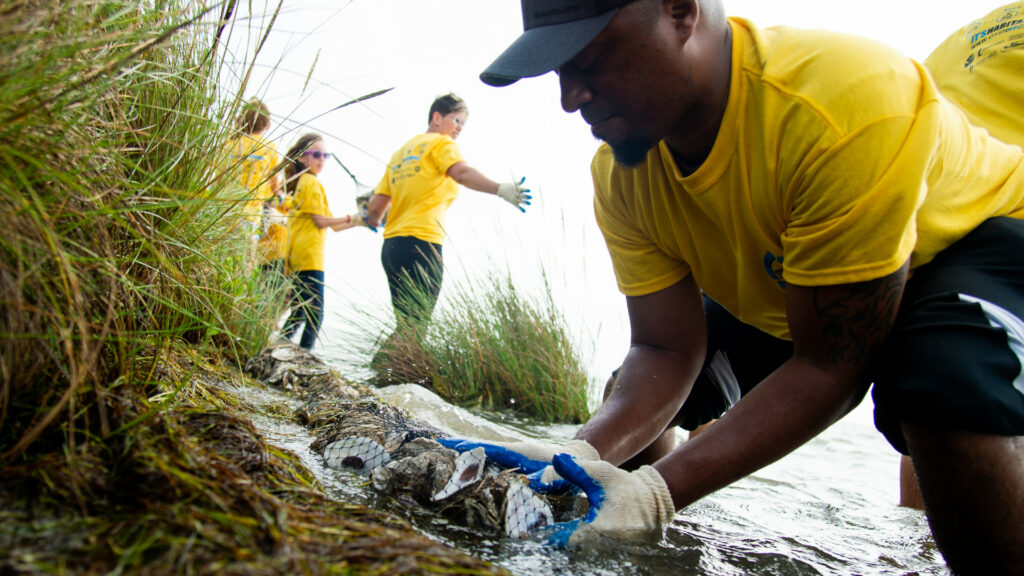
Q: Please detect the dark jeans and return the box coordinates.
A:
[282,269,324,350]
[381,236,443,328]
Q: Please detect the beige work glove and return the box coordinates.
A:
[547,455,675,546]
[496,177,532,212]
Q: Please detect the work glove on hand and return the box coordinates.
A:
[437,437,598,492]
[264,206,287,226]
[546,454,675,547]
[496,177,532,212]
[350,211,376,233]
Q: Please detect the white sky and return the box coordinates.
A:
[228,1,1012,384]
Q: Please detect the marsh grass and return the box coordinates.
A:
[358,264,591,424]
[0,0,288,462]
[0,2,504,573]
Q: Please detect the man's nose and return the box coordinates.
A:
[559,68,591,113]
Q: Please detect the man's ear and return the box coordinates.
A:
[666,0,699,39]
[429,110,442,128]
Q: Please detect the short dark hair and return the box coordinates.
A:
[237,98,270,134]
[428,93,468,125]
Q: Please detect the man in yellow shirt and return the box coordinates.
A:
[443,1,1024,571]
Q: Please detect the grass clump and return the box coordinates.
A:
[0,2,505,573]
[0,0,286,463]
[363,268,592,424]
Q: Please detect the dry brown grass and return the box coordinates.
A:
[0,346,506,575]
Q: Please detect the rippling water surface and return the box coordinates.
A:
[251,375,949,576]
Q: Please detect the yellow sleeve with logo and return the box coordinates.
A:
[925,2,1024,148]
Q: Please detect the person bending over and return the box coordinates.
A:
[442,2,1024,573]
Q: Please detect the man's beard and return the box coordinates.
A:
[608,136,655,168]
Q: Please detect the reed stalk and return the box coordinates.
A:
[0,0,288,462]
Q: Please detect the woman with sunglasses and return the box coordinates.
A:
[281,132,365,350]
[365,94,532,371]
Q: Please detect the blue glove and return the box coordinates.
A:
[497,177,532,212]
[437,437,598,492]
[545,454,675,547]
[356,207,378,233]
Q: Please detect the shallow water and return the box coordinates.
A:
[248,374,949,576]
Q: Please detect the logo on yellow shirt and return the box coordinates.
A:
[763,252,786,289]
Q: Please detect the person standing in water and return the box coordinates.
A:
[281,132,367,351]
[365,93,531,365]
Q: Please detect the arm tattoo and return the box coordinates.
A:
[813,267,907,366]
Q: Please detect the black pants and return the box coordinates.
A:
[381,236,443,327]
[282,269,324,350]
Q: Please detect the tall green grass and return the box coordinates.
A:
[0,3,511,573]
[360,265,592,424]
[0,1,287,462]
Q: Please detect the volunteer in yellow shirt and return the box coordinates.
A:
[280,133,365,351]
[925,2,1024,148]
[438,1,1024,571]
[224,98,280,237]
[256,192,294,274]
[365,94,530,349]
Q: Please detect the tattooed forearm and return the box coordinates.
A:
[812,263,908,366]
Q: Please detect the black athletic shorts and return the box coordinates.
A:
[657,217,1024,453]
[872,216,1024,453]
[664,293,793,432]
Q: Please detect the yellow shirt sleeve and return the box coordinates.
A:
[925,2,1024,148]
[592,146,690,297]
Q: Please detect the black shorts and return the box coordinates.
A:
[660,293,792,431]
[872,216,1024,453]
[665,217,1024,453]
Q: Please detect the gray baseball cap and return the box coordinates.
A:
[481,0,636,87]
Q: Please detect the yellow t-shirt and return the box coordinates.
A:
[225,134,280,224]
[286,173,331,273]
[593,18,1024,340]
[374,132,465,244]
[924,2,1024,148]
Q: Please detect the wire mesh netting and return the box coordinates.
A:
[247,340,586,541]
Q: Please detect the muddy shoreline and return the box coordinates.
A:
[0,343,508,575]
